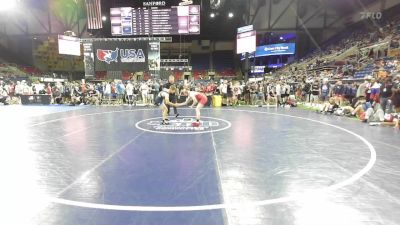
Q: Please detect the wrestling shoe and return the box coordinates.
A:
[161,121,170,125]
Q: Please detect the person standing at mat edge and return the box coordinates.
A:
[155,85,178,125]
[163,75,179,117]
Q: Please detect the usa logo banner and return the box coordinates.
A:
[97,49,119,64]
[93,40,149,71]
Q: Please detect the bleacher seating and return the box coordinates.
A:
[33,37,84,72]
[193,70,205,80]
[0,63,25,76]
[0,44,29,65]
[20,66,41,75]
[191,54,209,70]
[95,71,107,80]
[353,64,374,78]
[219,69,236,78]
[213,51,234,71]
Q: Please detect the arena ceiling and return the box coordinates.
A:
[0,0,389,41]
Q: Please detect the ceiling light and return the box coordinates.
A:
[228,12,234,18]
[0,0,17,12]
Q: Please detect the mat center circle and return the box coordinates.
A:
[135,116,231,134]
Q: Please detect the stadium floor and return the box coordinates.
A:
[1,105,400,225]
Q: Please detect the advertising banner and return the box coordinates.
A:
[241,43,296,60]
[148,42,160,71]
[256,43,296,56]
[93,40,149,71]
[83,42,95,77]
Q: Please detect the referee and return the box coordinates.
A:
[163,75,179,117]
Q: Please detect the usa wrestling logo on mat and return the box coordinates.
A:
[135,116,231,134]
[148,118,219,131]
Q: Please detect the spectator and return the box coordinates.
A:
[320,80,330,102]
[380,78,393,113]
[250,82,258,105]
[52,85,62,104]
[140,82,149,105]
[70,86,82,106]
[219,80,228,103]
[0,85,9,105]
[351,97,372,121]
[243,83,250,105]
[332,81,345,106]
[357,80,368,98]
[370,78,381,103]
[104,82,111,101]
[111,82,117,100]
[393,75,400,90]
[275,81,282,106]
[96,83,103,100]
[21,80,31,95]
[86,86,100,105]
[320,97,339,114]
[303,81,311,102]
[343,83,357,103]
[153,80,160,103]
[310,80,320,104]
[126,81,134,106]
[227,81,233,106]
[232,82,240,106]
[365,103,385,123]
[116,81,125,104]
[392,89,400,128]
[282,82,291,104]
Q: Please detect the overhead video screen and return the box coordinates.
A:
[236,31,256,54]
[110,5,200,36]
[58,35,81,56]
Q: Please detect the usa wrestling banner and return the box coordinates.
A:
[93,40,149,71]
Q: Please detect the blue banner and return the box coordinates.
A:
[257,43,295,56]
[241,43,295,60]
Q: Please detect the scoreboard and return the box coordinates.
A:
[111,5,200,36]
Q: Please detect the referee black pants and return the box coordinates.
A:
[167,94,178,115]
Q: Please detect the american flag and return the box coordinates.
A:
[85,0,103,29]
